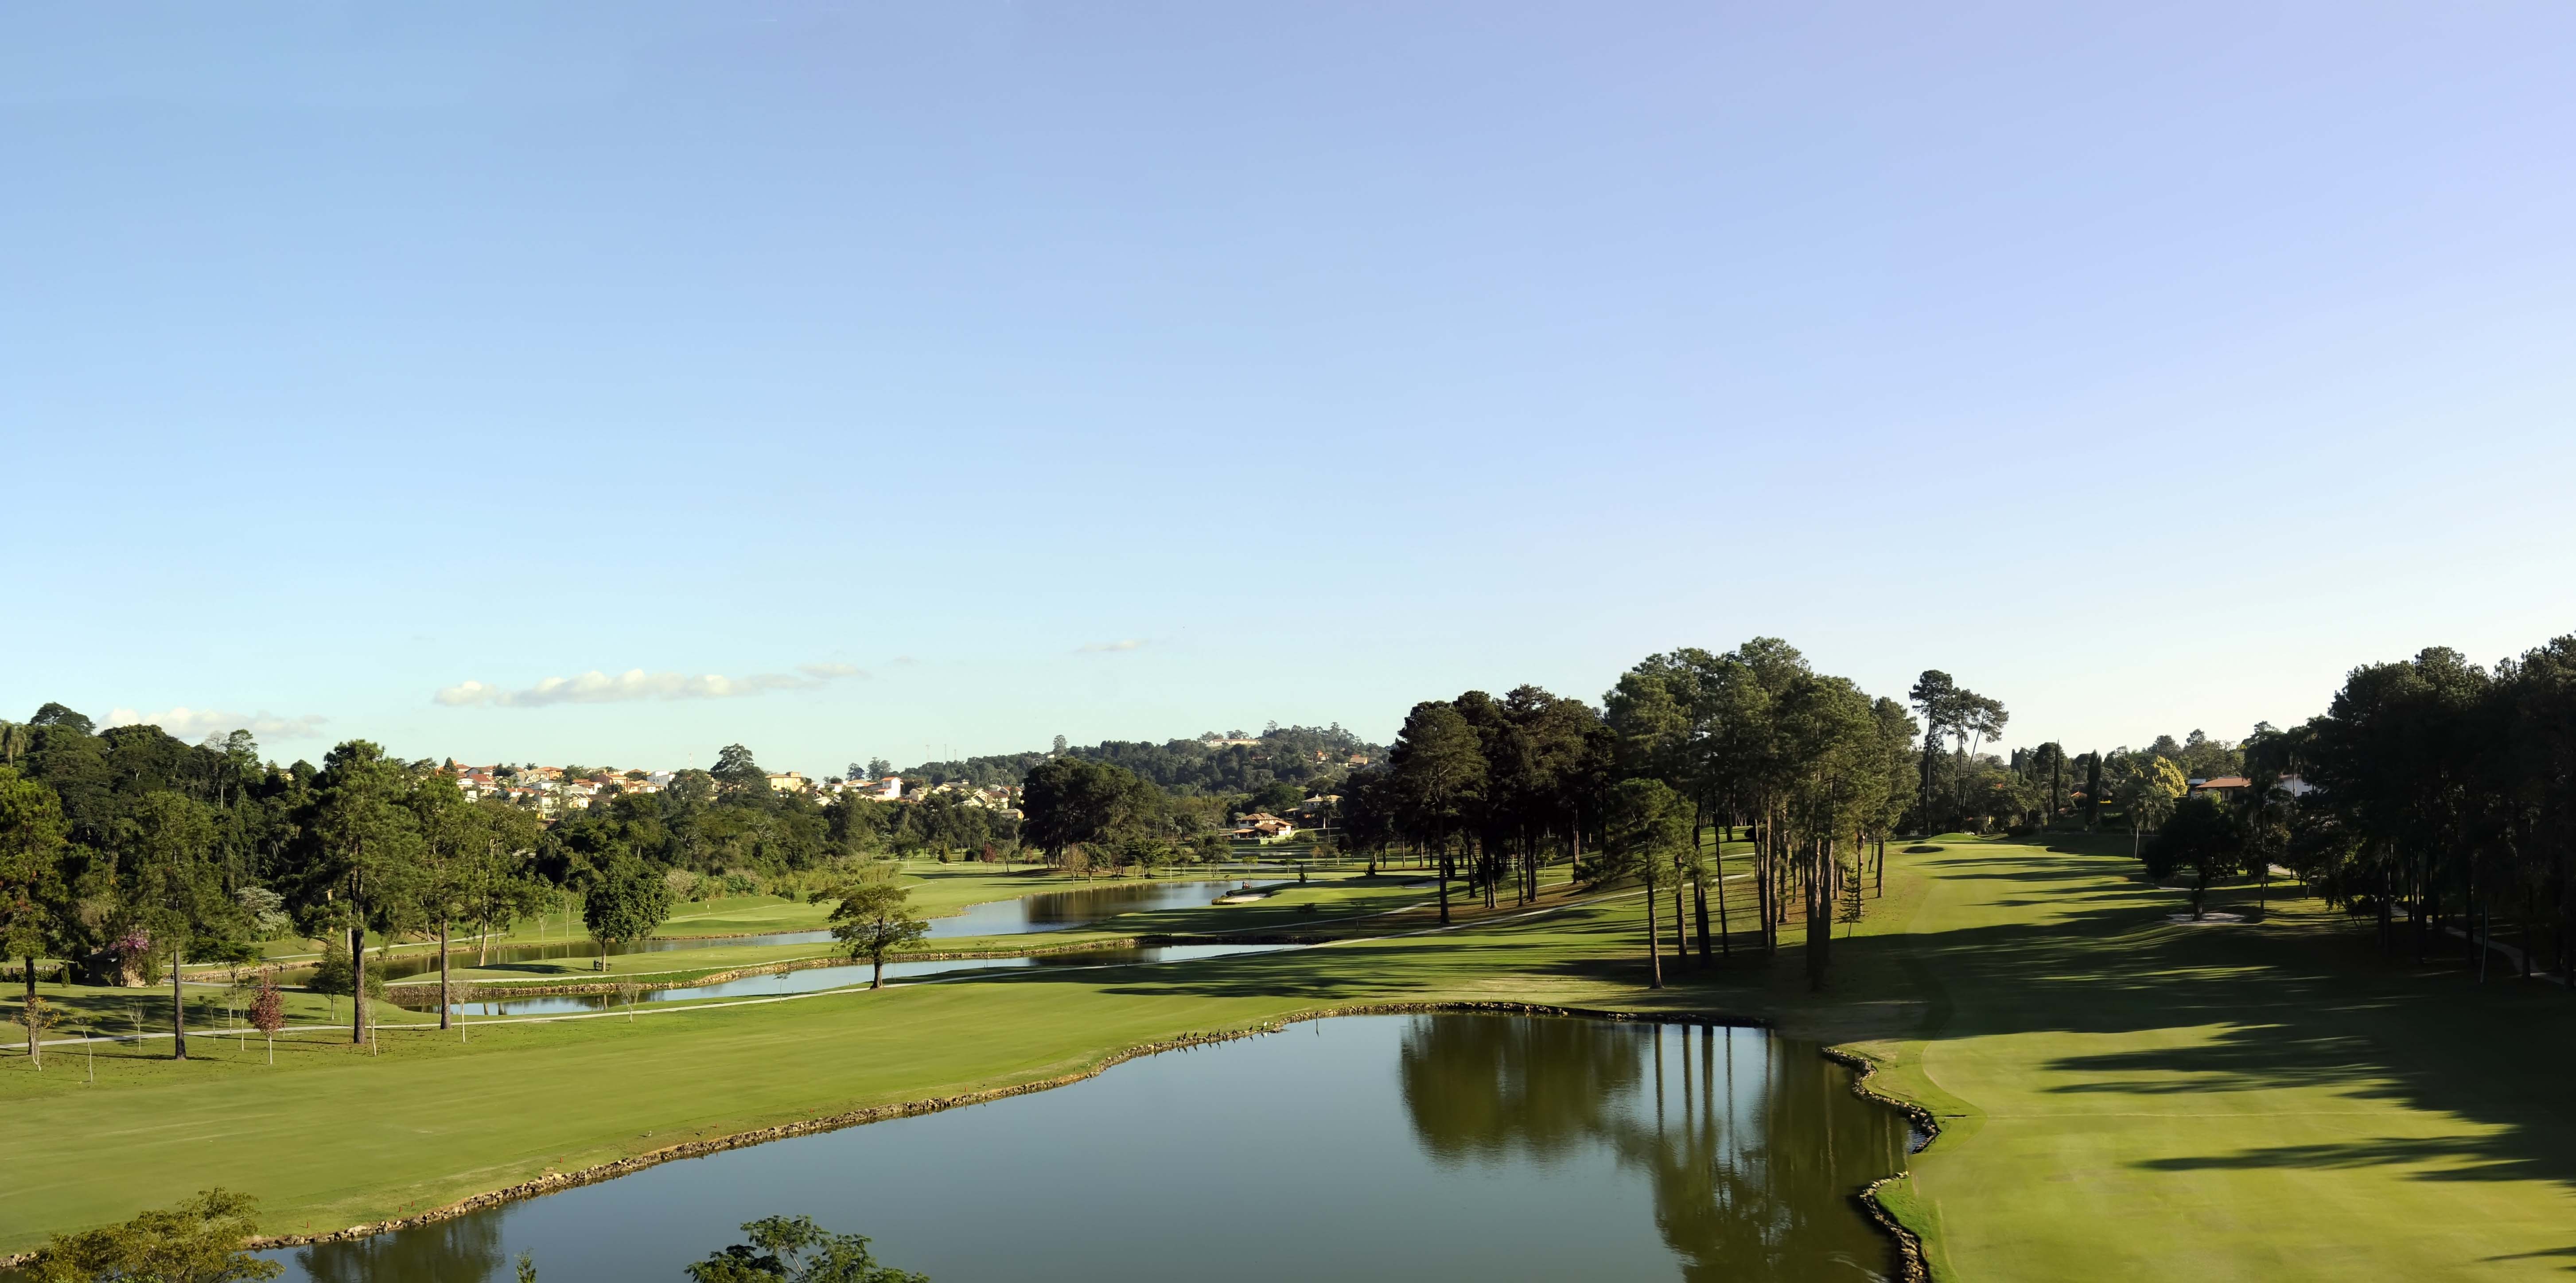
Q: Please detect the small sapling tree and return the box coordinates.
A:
[249,971,286,1065]
[20,993,49,1071]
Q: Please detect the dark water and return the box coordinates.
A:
[397,943,1302,1016]
[269,1015,1909,1282]
[354,880,1283,983]
[921,878,1283,937]
[359,932,837,983]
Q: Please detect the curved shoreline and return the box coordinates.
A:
[1821,1046,1941,1283]
[0,1001,1926,1275]
[173,875,1271,977]
[394,933,1336,1003]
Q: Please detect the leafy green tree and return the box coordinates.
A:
[23,711,114,863]
[0,766,71,1068]
[1243,780,1303,814]
[1771,672,1882,989]
[2173,729,2243,782]
[22,1187,281,1283]
[2299,644,2527,964]
[121,791,238,1060]
[711,744,773,803]
[1693,649,1783,951]
[582,854,673,973]
[1906,671,2007,834]
[27,704,95,735]
[406,774,491,1029]
[1473,685,1603,909]
[1386,701,1488,924]
[1866,698,1921,893]
[1906,672,1956,834]
[2026,742,2067,824]
[685,1215,927,1283]
[1606,777,1691,989]
[297,741,423,1045]
[467,800,552,965]
[898,792,1000,861]
[1019,757,1155,868]
[810,881,930,988]
[2144,793,2243,919]
[2111,754,2187,859]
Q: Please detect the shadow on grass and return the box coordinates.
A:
[1864,845,2576,1275]
[974,841,2576,1247]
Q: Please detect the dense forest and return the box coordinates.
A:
[2215,642,2575,979]
[888,723,1377,794]
[1319,639,1925,991]
[0,713,1008,1019]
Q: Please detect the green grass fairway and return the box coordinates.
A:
[209,862,1141,970]
[1860,842,2576,1283]
[8,839,2574,1279]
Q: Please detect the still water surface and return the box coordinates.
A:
[358,880,1281,981]
[270,1014,1909,1282]
[402,943,1301,1015]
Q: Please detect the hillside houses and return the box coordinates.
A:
[827,775,906,801]
[436,760,1022,823]
[454,764,664,816]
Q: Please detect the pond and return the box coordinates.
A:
[352,880,1285,983]
[268,1014,1911,1281]
[395,943,1304,1016]
[919,877,1285,937]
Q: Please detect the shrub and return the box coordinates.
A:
[23,1189,281,1283]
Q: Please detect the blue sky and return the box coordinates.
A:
[6,3,2573,776]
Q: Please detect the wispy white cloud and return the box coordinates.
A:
[434,663,867,709]
[108,707,328,741]
[1075,639,1149,654]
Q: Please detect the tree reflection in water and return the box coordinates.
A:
[298,1218,503,1283]
[1398,1016,1907,1282]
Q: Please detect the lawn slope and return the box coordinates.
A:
[9,840,2575,1281]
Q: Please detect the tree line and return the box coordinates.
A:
[892,723,1377,795]
[2149,639,2576,983]
[1012,754,1241,875]
[1325,639,1948,991]
[0,706,1016,1062]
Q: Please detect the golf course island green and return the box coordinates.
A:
[8,836,2572,1279]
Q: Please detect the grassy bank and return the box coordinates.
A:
[1857,839,2576,1283]
[8,838,2573,1280]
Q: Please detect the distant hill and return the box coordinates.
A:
[898,723,1379,795]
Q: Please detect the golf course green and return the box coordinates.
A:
[7,838,2572,1280]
